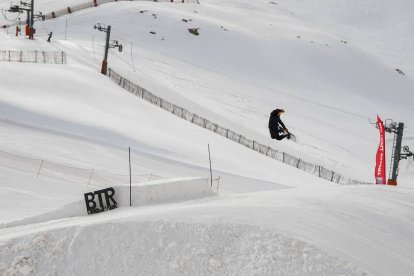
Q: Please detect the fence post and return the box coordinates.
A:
[208,144,213,187]
[129,147,132,206]
[8,51,11,62]
[296,158,300,168]
[87,168,94,186]
[282,152,285,162]
[37,160,44,178]
[331,171,335,182]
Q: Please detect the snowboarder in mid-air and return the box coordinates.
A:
[269,108,291,141]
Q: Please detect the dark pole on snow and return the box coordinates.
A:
[387,122,404,185]
[94,23,122,75]
[94,23,111,75]
[29,0,34,39]
[129,146,132,206]
[102,25,111,75]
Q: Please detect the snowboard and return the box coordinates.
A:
[278,127,297,142]
[288,132,297,143]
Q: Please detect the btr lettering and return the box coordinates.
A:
[84,187,117,215]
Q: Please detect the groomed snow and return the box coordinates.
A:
[0,0,414,275]
[0,220,366,276]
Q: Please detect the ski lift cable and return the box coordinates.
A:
[92,34,98,61]
[1,8,20,22]
[38,18,49,35]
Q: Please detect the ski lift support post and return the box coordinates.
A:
[94,23,123,75]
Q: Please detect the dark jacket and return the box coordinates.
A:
[269,109,286,136]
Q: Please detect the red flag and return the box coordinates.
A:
[375,115,386,184]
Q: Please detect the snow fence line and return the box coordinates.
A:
[107,68,371,186]
[0,50,66,64]
[0,148,165,188]
[0,177,214,229]
[2,0,199,29]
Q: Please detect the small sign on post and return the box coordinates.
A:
[84,187,117,215]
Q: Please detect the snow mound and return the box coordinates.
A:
[0,220,366,276]
[1,177,215,229]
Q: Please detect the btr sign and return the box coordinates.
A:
[84,187,117,215]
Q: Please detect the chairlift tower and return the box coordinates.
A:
[381,120,404,185]
[7,0,42,39]
[94,23,123,75]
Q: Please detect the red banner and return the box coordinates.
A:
[375,115,386,184]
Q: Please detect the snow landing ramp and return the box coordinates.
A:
[1,177,215,229]
[0,221,365,275]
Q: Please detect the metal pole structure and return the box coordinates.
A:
[29,0,34,39]
[208,144,213,187]
[371,118,406,186]
[101,25,111,75]
[387,122,404,185]
[129,146,132,207]
[94,24,121,74]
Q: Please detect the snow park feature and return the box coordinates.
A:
[1,0,414,275]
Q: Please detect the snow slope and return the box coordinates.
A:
[0,220,366,276]
[1,0,414,275]
[1,185,414,275]
[0,61,314,222]
[11,0,411,182]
